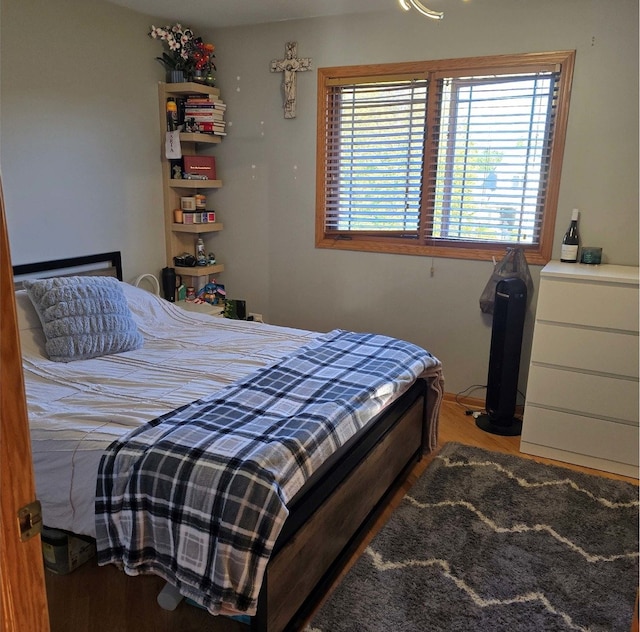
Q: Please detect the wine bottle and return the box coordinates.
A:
[560,208,580,263]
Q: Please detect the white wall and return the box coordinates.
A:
[0,0,167,282]
[1,0,638,397]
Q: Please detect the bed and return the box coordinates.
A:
[13,251,444,632]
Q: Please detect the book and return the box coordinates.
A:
[194,122,225,131]
[184,94,221,102]
[184,109,225,117]
[185,116,225,122]
[199,126,226,136]
[185,106,225,114]
[185,117,225,124]
[185,97,224,103]
[185,98,225,107]
[183,155,216,179]
[185,93,221,99]
[186,103,226,111]
[185,118,225,125]
[184,101,225,107]
[184,108,225,118]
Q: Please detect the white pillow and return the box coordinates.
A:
[22,276,144,362]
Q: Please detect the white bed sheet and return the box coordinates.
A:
[18,283,319,537]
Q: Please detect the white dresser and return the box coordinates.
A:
[520,262,639,478]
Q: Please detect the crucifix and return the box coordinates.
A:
[270,42,312,119]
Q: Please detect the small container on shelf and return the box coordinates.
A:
[196,237,207,265]
[195,194,207,210]
[580,247,602,265]
[181,196,197,211]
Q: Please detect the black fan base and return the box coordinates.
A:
[475,414,523,437]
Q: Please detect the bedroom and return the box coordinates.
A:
[1,0,638,395]
[1,0,638,630]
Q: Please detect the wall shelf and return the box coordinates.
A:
[179,132,222,145]
[169,179,223,189]
[164,81,220,97]
[175,263,225,277]
[172,222,224,233]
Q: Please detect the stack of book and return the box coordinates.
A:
[182,94,227,136]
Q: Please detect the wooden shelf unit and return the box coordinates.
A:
[158,82,225,284]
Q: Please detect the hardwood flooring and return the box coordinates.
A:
[44,398,638,632]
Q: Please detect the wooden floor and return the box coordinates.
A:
[44,398,638,632]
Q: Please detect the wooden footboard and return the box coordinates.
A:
[253,379,428,632]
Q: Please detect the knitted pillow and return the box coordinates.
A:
[22,276,144,362]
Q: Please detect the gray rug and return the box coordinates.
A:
[307,442,639,632]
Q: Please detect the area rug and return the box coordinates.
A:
[306,442,639,632]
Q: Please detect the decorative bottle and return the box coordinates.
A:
[196,237,207,266]
[166,98,178,131]
[560,209,580,263]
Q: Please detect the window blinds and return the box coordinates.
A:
[323,78,428,235]
[424,71,559,245]
[321,69,560,247]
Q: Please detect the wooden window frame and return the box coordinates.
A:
[315,51,575,264]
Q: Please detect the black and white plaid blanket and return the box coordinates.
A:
[95,329,441,616]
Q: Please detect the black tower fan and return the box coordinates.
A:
[476,277,527,436]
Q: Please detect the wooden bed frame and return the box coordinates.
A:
[13,251,443,632]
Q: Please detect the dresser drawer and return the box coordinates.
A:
[521,406,639,467]
[536,278,638,331]
[526,365,639,423]
[530,322,639,378]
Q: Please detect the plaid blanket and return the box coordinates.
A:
[95,329,441,616]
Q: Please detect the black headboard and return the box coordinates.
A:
[12,251,123,282]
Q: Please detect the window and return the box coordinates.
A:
[316,51,575,264]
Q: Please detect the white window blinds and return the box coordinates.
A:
[425,71,559,245]
[323,77,428,235]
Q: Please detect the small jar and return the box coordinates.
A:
[181,196,196,211]
[580,247,602,265]
[173,209,183,223]
[195,194,206,210]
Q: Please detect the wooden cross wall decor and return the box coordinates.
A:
[270,42,312,119]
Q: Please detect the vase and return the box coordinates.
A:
[191,70,206,84]
[167,69,185,83]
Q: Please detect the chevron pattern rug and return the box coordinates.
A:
[307,443,639,632]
